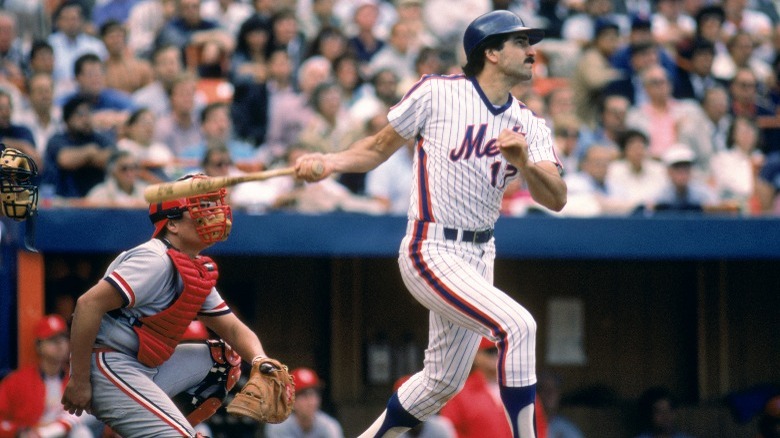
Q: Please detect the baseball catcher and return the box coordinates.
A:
[61,174,294,437]
[0,144,38,222]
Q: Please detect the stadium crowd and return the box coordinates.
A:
[2,0,780,219]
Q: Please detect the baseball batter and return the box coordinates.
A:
[61,174,277,437]
[295,10,567,438]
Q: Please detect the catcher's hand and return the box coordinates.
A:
[226,357,295,423]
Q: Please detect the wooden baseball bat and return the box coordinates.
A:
[144,167,296,203]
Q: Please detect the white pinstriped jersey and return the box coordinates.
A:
[388,74,560,230]
[95,239,231,356]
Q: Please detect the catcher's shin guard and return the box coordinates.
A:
[174,339,241,426]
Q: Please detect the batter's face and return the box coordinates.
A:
[496,33,535,82]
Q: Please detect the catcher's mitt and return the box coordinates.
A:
[226,357,295,423]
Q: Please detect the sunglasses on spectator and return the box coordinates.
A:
[118,164,139,172]
[208,160,232,168]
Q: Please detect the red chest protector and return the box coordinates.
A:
[133,248,219,367]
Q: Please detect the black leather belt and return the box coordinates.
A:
[443,227,494,244]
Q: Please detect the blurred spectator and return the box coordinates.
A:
[682,86,731,164]
[260,55,332,168]
[100,20,154,95]
[561,0,630,47]
[691,5,726,52]
[179,102,257,170]
[672,38,725,102]
[720,0,774,64]
[230,14,272,87]
[728,67,780,154]
[296,0,342,43]
[132,44,187,117]
[757,395,780,438]
[153,72,203,157]
[577,94,630,155]
[712,31,773,84]
[571,18,622,128]
[333,54,368,109]
[604,42,659,106]
[544,87,576,129]
[605,128,667,212]
[43,95,115,198]
[609,15,678,89]
[268,8,308,78]
[650,0,695,51]
[367,21,419,86]
[0,11,26,94]
[350,68,400,125]
[633,386,695,438]
[1,0,48,46]
[85,149,148,207]
[0,314,102,437]
[154,0,235,57]
[297,81,360,155]
[306,25,350,65]
[552,113,584,175]
[439,338,548,438]
[126,0,177,58]
[347,0,386,66]
[200,0,254,37]
[561,144,627,216]
[15,73,61,162]
[709,116,764,212]
[48,1,107,87]
[58,53,136,140]
[756,151,780,213]
[116,107,174,183]
[537,371,584,438]
[394,0,438,53]
[0,89,40,170]
[421,0,489,52]
[265,368,344,438]
[625,64,701,160]
[200,145,289,212]
[364,116,412,215]
[650,145,719,213]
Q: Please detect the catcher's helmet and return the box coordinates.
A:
[463,10,544,59]
[148,174,232,243]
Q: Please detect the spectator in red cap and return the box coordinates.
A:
[265,367,344,438]
[0,315,100,437]
[440,338,548,438]
[757,395,780,438]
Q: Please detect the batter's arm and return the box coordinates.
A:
[496,128,567,212]
[200,313,266,363]
[520,160,567,212]
[295,124,408,182]
[62,280,124,416]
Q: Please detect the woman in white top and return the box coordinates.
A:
[709,116,764,212]
[117,107,176,182]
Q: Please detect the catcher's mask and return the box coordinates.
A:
[148,174,232,243]
[0,147,39,221]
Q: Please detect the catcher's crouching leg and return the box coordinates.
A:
[173,339,242,426]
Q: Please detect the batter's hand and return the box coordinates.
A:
[61,378,93,416]
[294,153,330,182]
[496,129,530,168]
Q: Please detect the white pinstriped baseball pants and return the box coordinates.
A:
[396,221,537,420]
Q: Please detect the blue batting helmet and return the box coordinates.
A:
[463,10,544,59]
